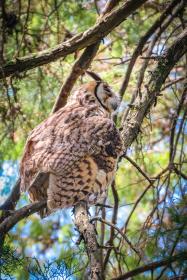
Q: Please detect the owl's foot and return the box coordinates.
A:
[72,200,90,215]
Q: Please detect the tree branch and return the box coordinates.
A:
[123,155,153,184]
[119,0,183,97]
[0,201,47,234]
[121,28,187,150]
[91,217,141,258]
[0,178,21,212]
[0,0,147,80]
[112,252,187,280]
[52,0,121,112]
[74,202,102,280]
[52,42,100,111]
[103,182,119,270]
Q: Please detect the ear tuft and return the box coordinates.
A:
[86,70,102,82]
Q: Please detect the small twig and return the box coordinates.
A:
[140,55,163,60]
[104,182,119,270]
[161,77,185,91]
[112,252,187,280]
[119,0,182,97]
[91,217,141,258]
[122,166,169,234]
[95,203,113,209]
[123,155,154,184]
[173,165,187,180]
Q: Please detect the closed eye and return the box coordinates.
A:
[105,90,112,97]
[104,85,112,97]
[106,91,112,97]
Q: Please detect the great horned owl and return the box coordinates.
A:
[20,72,123,217]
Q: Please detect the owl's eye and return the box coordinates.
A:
[106,91,112,97]
[104,87,112,97]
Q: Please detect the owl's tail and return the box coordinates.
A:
[28,176,51,218]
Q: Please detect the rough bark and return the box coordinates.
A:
[0,201,47,234]
[0,0,147,80]
[74,202,102,280]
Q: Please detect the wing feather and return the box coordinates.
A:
[20,106,122,193]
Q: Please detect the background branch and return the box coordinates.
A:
[0,0,147,80]
[119,0,181,97]
[121,28,187,150]
[112,252,187,280]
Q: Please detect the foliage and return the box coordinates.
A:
[0,243,85,279]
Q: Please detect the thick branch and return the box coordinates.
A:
[112,252,187,280]
[74,202,102,280]
[0,201,46,234]
[121,28,187,150]
[0,0,147,80]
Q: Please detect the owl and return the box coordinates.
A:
[20,72,123,217]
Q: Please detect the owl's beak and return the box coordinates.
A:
[111,100,119,111]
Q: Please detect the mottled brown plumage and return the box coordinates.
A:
[20,78,123,217]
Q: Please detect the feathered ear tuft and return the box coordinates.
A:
[86,70,102,82]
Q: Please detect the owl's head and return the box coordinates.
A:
[85,71,120,114]
[68,71,120,115]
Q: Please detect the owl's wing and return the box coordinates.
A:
[20,110,122,192]
[20,106,72,191]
